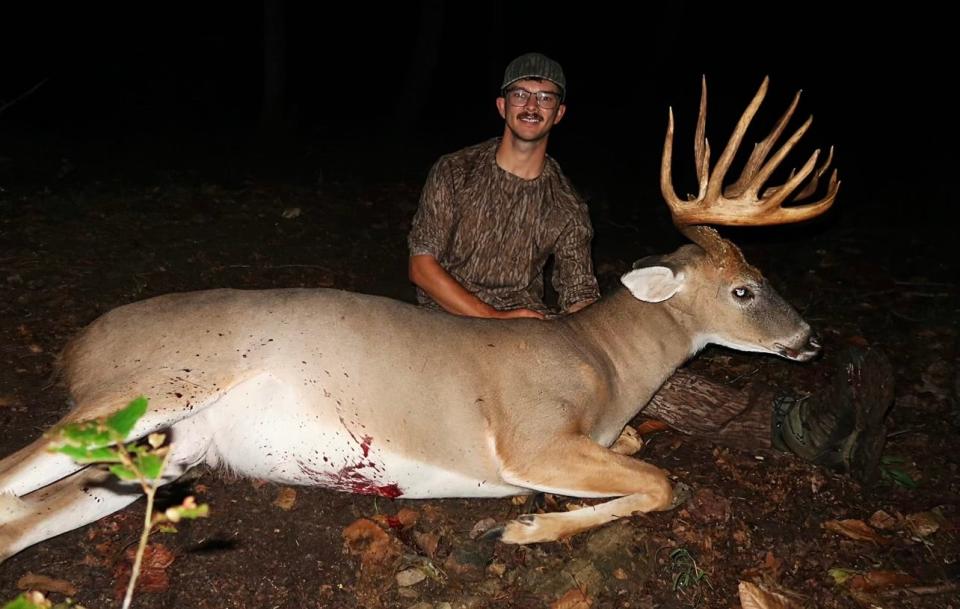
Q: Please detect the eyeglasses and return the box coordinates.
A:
[504,87,562,110]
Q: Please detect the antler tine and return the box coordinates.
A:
[694,75,710,197]
[703,76,769,205]
[791,146,835,201]
[659,76,840,231]
[758,165,840,225]
[725,89,801,198]
[742,114,813,202]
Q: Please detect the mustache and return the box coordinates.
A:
[518,111,543,122]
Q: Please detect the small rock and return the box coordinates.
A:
[396,568,427,587]
[397,586,419,599]
[282,207,301,219]
[469,517,497,539]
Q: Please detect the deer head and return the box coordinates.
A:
[623,77,839,361]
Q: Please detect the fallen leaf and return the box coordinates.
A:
[828,568,856,585]
[822,519,888,544]
[272,486,297,510]
[413,530,440,558]
[551,587,593,609]
[905,511,942,537]
[342,518,402,575]
[868,510,898,530]
[636,419,672,435]
[114,544,175,599]
[394,507,419,528]
[741,551,782,579]
[848,570,918,591]
[738,581,799,609]
[16,572,78,596]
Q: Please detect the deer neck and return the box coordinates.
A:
[560,289,700,423]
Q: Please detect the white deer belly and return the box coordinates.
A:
[197,372,523,499]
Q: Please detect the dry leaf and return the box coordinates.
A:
[848,570,917,591]
[905,511,941,537]
[342,518,402,575]
[413,530,440,558]
[868,510,898,530]
[16,572,78,596]
[551,587,593,609]
[742,551,782,579]
[272,486,297,510]
[394,507,419,528]
[822,519,888,544]
[738,581,798,609]
[114,544,175,599]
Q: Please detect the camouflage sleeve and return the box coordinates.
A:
[552,201,601,312]
[408,158,455,258]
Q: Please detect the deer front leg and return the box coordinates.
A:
[491,434,673,544]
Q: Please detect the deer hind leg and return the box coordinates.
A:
[0,415,212,564]
[0,436,87,498]
[492,434,673,544]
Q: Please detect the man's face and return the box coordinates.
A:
[496,78,567,144]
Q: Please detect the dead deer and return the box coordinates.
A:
[0,77,838,559]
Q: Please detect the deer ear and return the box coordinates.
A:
[621,266,684,303]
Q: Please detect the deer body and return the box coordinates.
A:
[0,243,818,557]
[1,77,837,560]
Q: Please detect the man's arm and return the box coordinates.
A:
[409,255,544,319]
[552,203,601,313]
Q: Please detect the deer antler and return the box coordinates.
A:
[660,76,840,245]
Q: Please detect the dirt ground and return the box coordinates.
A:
[0,137,958,609]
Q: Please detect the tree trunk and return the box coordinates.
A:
[644,369,776,451]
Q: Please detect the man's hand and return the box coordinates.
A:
[409,255,545,320]
[493,308,545,320]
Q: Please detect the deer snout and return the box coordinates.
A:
[774,329,821,362]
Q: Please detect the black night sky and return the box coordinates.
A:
[1,2,955,227]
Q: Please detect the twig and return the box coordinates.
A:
[877,581,960,598]
[0,78,49,116]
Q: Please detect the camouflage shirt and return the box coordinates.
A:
[408,138,600,314]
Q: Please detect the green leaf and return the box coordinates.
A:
[54,445,121,464]
[106,396,149,439]
[137,454,164,480]
[2,593,49,609]
[174,503,210,520]
[108,464,139,481]
[58,422,112,449]
[155,524,179,534]
[828,568,857,584]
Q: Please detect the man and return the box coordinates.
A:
[407,52,892,482]
[408,52,599,319]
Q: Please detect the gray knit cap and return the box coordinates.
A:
[501,52,566,99]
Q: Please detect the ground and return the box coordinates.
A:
[0,137,957,609]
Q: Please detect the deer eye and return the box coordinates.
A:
[732,286,754,300]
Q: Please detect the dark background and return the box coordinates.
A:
[1,1,954,228]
